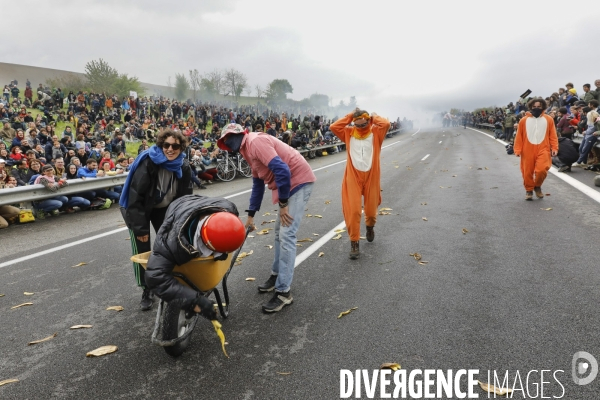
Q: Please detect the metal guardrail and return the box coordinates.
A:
[296,128,402,155]
[0,175,127,206]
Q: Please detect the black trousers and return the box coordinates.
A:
[128,207,168,288]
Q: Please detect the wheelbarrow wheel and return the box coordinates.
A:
[162,299,194,358]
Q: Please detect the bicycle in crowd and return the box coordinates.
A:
[215,150,252,182]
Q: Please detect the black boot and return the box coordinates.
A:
[140,288,154,311]
[349,241,360,260]
[258,274,277,293]
[366,226,375,242]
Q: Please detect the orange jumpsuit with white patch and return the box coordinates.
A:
[330,113,391,241]
[513,112,558,191]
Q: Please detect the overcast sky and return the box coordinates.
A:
[5,0,599,119]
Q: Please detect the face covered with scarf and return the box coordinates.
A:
[352,110,372,138]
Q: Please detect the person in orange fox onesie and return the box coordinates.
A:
[330,108,391,259]
[514,98,558,201]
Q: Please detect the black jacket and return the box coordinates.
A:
[121,157,193,236]
[145,195,239,302]
[557,137,579,164]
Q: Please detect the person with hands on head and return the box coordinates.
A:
[120,129,193,311]
[217,123,316,314]
[513,98,558,200]
[145,195,245,320]
[329,108,391,260]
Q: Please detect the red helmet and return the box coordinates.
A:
[200,212,245,253]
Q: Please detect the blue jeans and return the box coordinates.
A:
[96,189,120,201]
[36,196,67,212]
[577,133,598,163]
[270,183,314,292]
[65,196,90,209]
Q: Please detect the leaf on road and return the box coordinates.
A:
[313,215,323,218]
[256,228,272,235]
[23,292,34,296]
[262,212,271,216]
[234,262,242,267]
[409,253,422,261]
[28,333,57,345]
[276,372,292,375]
[296,244,303,247]
[261,220,274,225]
[379,208,393,211]
[297,238,313,243]
[332,234,342,240]
[318,252,325,257]
[420,202,427,205]
[71,262,87,268]
[484,167,489,170]
[211,320,229,358]
[245,277,256,281]
[360,236,367,240]
[236,251,253,262]
[106,306,124,312]
[337,307,358,319]
[452,175,457,177]
[379,211,392,215]
[334,229,346,233]
[380,363,401,371]
[422,217,428,221]
[247,235,254,238]
[0,379,19,387]
[478,381,513,396]
[418,261,429,265]
[265,245,273,249]
[11,302,33,309]
[70,325,93,329]
[305,214,312,217]
[541,208,553,211]
[313,233,319,236]
[325,200,331,204]
[462,228,469,234]
[125,237,130,240]
[0,294,4,297]
[86,345,118,357]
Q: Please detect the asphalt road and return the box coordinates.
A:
[2,127,600,399]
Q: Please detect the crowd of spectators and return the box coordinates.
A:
[0,78,406,229]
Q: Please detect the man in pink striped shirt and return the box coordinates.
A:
[218,124,316,313]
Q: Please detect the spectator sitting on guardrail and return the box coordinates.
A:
[32,164,68,219]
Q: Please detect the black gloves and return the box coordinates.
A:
[182,296,217,320]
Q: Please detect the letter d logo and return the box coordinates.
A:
[572,351,598,385]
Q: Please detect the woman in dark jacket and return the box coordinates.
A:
[120,128,193,310]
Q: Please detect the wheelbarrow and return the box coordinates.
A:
[130,229,249,357]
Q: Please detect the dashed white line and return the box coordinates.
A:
[421,154,430,161]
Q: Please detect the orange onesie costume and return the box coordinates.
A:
[330,112,391,257]
[513,111,558,197]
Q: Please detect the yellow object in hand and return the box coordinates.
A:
[211,320,229,358]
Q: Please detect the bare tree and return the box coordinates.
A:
[167,76,172,88]
[205,69,224,96]
[189,69,201,101]
[223,68,248,101]
[255,84,264,99]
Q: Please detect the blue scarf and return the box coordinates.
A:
[119,145,185,208]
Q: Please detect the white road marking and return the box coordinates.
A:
[421,154,430,161]
[0,228,129,269]
[294,220,346,267]
[467,127,600,204]
[0,129,421,269]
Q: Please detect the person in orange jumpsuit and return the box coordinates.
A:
[330,108,391,259]
[514,98,558,200]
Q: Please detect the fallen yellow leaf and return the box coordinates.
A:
[332,234,342,240]
[245,277,256,281]
[418,261,429,265]
[334,229,346,233]
[360,236,367,240]
[378,211,392,215]
[313,233,320,236]
[265,245,273,249]
[247,235,255,238]
[256,228,272,235]
[313,215,323,218]
[0,294,4,297]
[86,345,118,357]
[305,214,312,217]
[338,307,358,319]
[422,217,428,221]
[325,200,331,204]
[297,238,313,243]
[462,228,469,234]
[380,363,402,371]
[71,262,87,268]
[234,262,242,266]
[541,208,552,211]
[0,379,18,387]
[28,333,57,345]
[421,202,427,205]
[70,325,93,329]
[106,306,124,311]
[125,237,130,240]
[11,302,33,309]
[409,253,422,261]
[277,372,292,375]
[263,212,271,216]
[23,292,34,296]
[296,244,303,247]
[478,381,513,396]
[379,208,393,211]
[318,252,325,257]
[211,320,229,358]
